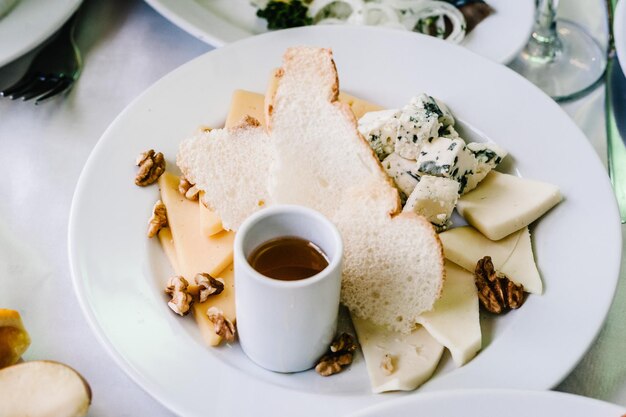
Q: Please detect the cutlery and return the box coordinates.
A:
[605,0,626,223]
[0,11,81,104]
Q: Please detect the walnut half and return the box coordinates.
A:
[315,333,358,376]
[135,149,165,186]
[165,276,193,316]
[147,200,168,238]
[194,273,225,302]
[206,307,236,343]
[178,177,199,201]
[474,256,526,314]
[380,353,395,376]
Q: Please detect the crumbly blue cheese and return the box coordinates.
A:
[358,109,401,160]
[416,137,477,193]
[358,94,457,161]
[381,153,420,197]
[403,176,460,227]
[463,142,508,193]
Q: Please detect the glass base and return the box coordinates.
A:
[510,19,607,102]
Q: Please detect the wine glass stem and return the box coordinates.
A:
[526,0,562,62]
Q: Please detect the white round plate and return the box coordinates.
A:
[0,0,82,67]
[69,26,622,417]
[143,0,534,64]
[347,390,626,417]
[616,0,626,72]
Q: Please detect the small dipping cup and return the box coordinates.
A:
[234,205,343,373]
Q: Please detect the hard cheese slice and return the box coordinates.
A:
[199,191,223,237]
[157,227,179,273]
[157,172,235,346]
[225,79,382,129]
[439,226,542,294]
[158,172,234,279]
[352,315,443,393]
[192,265,236,347]
[416,261,481,366]
[456,171,562,240]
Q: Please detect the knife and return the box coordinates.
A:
[605,0,626,223]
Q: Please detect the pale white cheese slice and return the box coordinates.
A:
[456,171,562,240]
[416,261,481,366]
[403,176,459,227]
[352,315,443,393]
[439,226,542,294]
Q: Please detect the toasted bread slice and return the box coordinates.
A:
[177,47,444,332]
[178,116,271,230]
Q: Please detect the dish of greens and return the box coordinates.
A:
[253,0,494,45]
[143,0,534,63]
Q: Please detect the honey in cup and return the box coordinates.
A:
[248,236,329,281]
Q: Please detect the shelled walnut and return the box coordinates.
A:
[474,256,526,314]
[165,276,193,316]
[206,307,236,343]
[315,333,358,376]
[380,354,395,376]
[147,200,168,238]
[178,177,199,201]
[194,273,225,302]
[135,149,165,186]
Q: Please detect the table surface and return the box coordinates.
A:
[0,0,624,415]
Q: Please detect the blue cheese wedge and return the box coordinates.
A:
[381,153,420,197]
[416,137,477,193]
[403,176,459,227]
[352,315,444,393]
[439,226,543,294]
[464,142,508,193]
[456,171,562,240]
[358,94,457,161]
[416,261,481,366]
[393,95,450,160]
[358,109,401,160]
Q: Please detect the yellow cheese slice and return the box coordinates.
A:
[225,72,383,129]
[439,226,542,294]
[416,261,481,366]
[192,265,236,347]
[338,91,384,119]
[199,191,223,237]
[352,315,443,393]
[456,171,562,241]
[225,89,266,128]
[157,227,179,273]
[157,172,236,346]
[158,172,234,280]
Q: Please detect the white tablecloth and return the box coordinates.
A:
[0,0,624,415]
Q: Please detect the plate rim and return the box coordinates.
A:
[346,389,626,417]
[68,25,623,416]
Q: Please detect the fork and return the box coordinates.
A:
[0,11,81,104]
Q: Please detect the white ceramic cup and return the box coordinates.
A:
[234,205,343,373]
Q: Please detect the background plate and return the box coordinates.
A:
[0,0,82,67]
[143,0,534,64]
[348,390,626,417]
[69,26,621,417]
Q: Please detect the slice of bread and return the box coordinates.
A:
[335,185,445,333]
[267,47,397,219]
[177,47,445,333]
[178,116,272,231]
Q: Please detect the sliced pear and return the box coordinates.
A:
[0,360,91,417]
[0,308,31,369]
